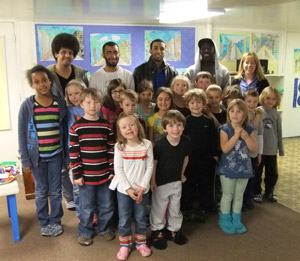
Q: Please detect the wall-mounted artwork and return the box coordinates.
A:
[293,78,300,107]
[0,36,10,130]
[294,49,300,74]
[252,33,279,74]
[90,33,131,66]
[218,32,251,72]
[144,30,181,61]
[217,31,280,73]
[218,32,251,62]
[36,25,84,61]
[35,24,195,74]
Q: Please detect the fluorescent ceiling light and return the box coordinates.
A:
[159,0,224,24]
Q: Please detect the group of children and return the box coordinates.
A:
[18,64,283,261]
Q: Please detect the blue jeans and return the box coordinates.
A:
[78,181,114,238]
[117,191,148,238]
[32,153,63,227]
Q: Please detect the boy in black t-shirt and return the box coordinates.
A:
[182,89,218,217]
[205,84,227,128]
[150,110,191,250]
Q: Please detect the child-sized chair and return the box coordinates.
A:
[0,180,21,242]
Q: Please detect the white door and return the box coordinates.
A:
[282,32,300,137]
[0,22,21,162]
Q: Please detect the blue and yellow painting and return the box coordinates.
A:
[294,49,300,74]
[37,25,84,61]
[145,30,181,61]
[90,33,131,66]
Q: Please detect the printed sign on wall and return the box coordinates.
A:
[293,78,300,107]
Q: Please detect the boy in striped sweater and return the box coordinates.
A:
[69,88,115,246]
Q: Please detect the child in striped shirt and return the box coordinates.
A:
[18,65,68,237]
[69,88,116,246]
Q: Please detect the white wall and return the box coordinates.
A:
[0,22,21,162]
[281,32,300,137]
[0,21,36,162]
[0,19,299,164]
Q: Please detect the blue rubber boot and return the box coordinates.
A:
[218,213,235,235]
[232,213,247,234]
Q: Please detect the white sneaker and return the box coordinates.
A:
[66,201,76,211]
[253,194,263,203]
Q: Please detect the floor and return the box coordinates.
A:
[1,138,300,260]
[277,137,300,213]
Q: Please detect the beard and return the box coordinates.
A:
[104,57,119,67]
[151,55,164,64]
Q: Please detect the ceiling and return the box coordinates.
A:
[0,0,299,31]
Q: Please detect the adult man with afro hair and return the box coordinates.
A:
[48,33,89,99]
[48,33,89,211]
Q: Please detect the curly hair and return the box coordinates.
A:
[26,64,53,86]
[51,33,80,60]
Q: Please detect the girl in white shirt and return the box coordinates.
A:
[110,112,153,260]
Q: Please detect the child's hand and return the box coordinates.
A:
[257,154,262,165]
[255,107,263,116]
[22,167,32,174]
[74,177,84,186]
[126,188,137,201]
[108,174,114,180]
[135,189,144,204]
[207,112,220,128]
[203,105,211,114]
[181,175,187,183]
[234,127,243,137]
[252,113,261,129]
[240,129,249,140]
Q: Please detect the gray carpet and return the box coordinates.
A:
[1,176,300,261]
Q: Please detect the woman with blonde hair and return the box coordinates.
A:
[232,52,269,94]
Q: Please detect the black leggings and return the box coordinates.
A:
[254,155,278,195]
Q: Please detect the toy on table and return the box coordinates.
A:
[0,163,20,185]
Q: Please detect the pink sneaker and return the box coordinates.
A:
[136,244,152,257]
[117,247,131,261]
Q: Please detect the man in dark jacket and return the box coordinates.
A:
[133,39,178,94]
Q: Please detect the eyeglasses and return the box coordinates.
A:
[112,90,124,95]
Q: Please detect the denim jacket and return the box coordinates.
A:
[18,95,68,168]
